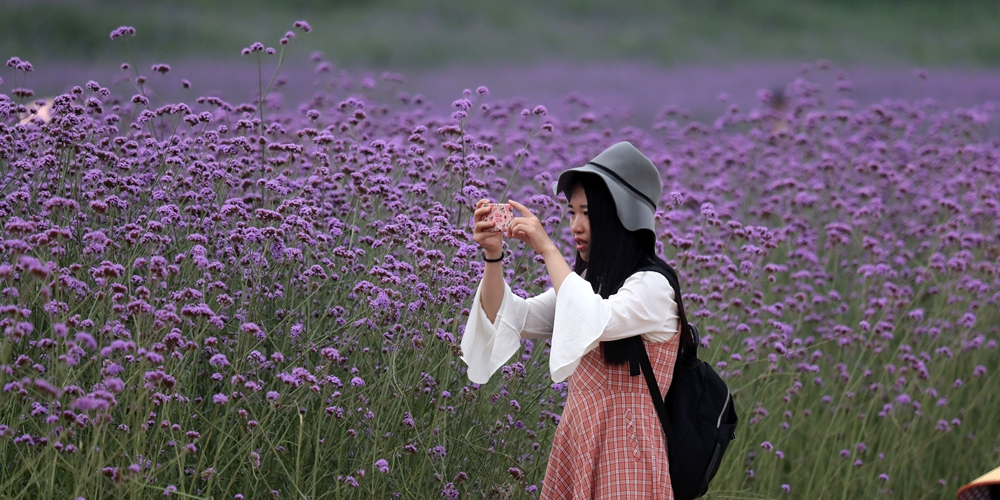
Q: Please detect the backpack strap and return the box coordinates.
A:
[627,264,697,445]
[635,264,695,357]
[629,335,675,445]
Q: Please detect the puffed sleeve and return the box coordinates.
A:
[461,279,556,384]
[549,271,677,382]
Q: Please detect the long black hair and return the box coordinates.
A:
[563,173,680,366]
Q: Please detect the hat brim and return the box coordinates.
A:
[551,165,655,233]
[958,465,1000,500]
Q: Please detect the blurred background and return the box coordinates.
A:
[3,0,1000,123]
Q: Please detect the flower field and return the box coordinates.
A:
[1,24,999,499]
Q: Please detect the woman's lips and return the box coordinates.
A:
[575,240,587,251]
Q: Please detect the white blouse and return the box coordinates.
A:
[461,270,679,384]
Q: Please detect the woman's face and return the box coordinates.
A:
[568,183,591,262]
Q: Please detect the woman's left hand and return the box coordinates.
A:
[505,200,558,257]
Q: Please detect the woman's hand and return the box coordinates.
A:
[472,199,504,258]
[506,200,558,257]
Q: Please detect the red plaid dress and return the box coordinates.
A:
[541,334,679,500]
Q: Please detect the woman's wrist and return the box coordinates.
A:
[483,249,504,263]
[541,246,573,293]
[539,245,562,262]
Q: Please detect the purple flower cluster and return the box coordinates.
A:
[0,22,997,498]
[109,26,137,40]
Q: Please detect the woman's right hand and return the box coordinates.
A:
[472,199,503,258]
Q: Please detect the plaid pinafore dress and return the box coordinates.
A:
[541,333,679,499]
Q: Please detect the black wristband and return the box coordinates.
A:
[483,251,504,263]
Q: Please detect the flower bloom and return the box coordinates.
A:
[109,26,136,40]
[71,396,109,412]
[209,354,230,368]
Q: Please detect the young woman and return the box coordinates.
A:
[461,142,682,499]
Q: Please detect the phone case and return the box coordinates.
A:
[486,203,514,233]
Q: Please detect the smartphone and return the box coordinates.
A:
[485,203,514,233]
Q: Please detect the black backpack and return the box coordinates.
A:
[624,264,739,500]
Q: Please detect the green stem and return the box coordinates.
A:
[498,115,541,203]
[258,56,266,170]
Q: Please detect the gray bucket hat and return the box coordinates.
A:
[551,141,662,233]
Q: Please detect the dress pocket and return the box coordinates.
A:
[624,408,643,462]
